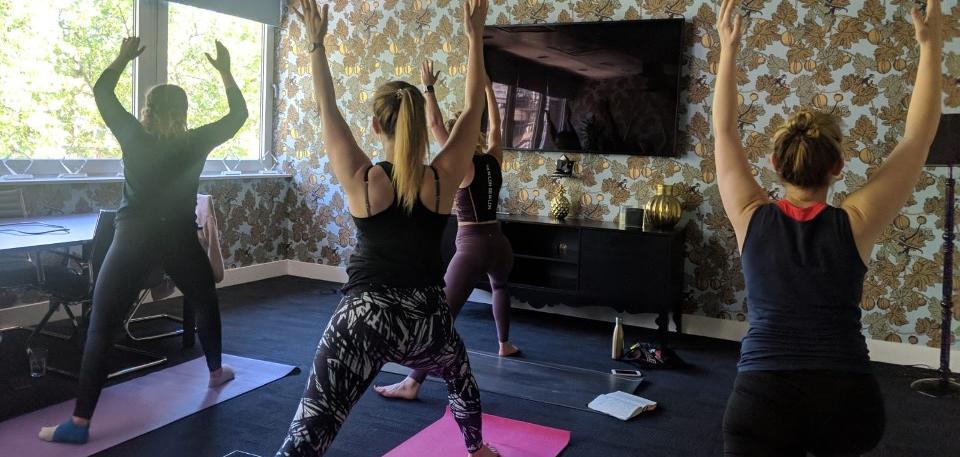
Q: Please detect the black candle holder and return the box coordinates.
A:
[915,113,960,398]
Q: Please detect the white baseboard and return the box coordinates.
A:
[286,260,348,283]
[465,288,960,368]
[3,259,957,369]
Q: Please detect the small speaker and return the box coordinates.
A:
[624,208,644,228]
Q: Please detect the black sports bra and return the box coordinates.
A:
[455,154,502,222]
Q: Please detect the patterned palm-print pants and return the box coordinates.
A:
[276,285,483,456]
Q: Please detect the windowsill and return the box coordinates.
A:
[0,172,292,186]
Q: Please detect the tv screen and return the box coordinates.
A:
[483,19,684,157]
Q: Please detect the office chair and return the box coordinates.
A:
[27,210,167,379]
[0,188,38,292]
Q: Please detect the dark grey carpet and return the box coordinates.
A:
[383,350,644,414]
[1,276,958,457]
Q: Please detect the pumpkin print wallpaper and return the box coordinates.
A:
[273,0,960,348]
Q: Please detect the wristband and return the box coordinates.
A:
[425,85,435,94]
[308,42,323,53]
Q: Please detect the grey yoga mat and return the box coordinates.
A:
[382,350,642,413]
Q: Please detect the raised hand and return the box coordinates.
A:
[912,0,943,48]
[716,0,744,51]
[463,0,488,42]
[117,36,146,63]
[296,0,329,46]
[205,40,232,74]
[421,60,442,87]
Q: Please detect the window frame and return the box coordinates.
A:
[11,0,276,177]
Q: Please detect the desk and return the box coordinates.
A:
[0,213,99,254]
[0,212,193,351]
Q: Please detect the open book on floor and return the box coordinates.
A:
[588,391,657,420]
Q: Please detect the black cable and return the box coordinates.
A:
[0,221,70,235]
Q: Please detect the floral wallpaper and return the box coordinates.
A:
[0,178,293,307]
[274,0,960,348]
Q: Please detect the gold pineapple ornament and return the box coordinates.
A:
[644,184,682,230]
[551,183,571,220]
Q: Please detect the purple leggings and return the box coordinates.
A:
[409,222,513,384]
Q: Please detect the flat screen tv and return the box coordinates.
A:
[483,19,684,157]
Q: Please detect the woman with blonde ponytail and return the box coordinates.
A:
[278,1,498,456]
[712,0,944,455]
[39,38,247,445]
[375,64,518,403]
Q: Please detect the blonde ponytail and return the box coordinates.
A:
[372,82,428,213]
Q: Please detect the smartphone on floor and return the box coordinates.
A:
[611,368,643,377]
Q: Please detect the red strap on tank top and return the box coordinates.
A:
[776,200,828,222]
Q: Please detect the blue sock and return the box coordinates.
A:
[41,420,89,444]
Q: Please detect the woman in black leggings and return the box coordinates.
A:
[39,37,247,444]
[713,0,943,455]
[276,1,496,456]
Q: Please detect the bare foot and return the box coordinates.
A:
[209,364,235,388]
[498,341,520,357]
[469,444,499,457]
[374,377,421,400]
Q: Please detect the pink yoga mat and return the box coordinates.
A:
[0,354,295,457]
[384,409,571,457]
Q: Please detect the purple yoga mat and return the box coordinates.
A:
[0,354,296,457]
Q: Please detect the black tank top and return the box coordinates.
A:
[455,154,502,222]
[739,202,870,373]
[343,162,449,292]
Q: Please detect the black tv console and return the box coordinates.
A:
[441,214,686,342]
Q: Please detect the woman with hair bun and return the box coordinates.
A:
[712,0,944,455]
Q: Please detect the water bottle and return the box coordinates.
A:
[612,317,624,360]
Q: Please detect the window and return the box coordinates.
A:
[0,0,273,168]
[0,0,135,159]
[508,87,543,150]
[494,81,573,152]
[167,2,264,160]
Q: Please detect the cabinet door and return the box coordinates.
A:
[579,229,672,311]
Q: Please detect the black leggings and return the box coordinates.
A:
[74,218,222,419]
[277,285,483,456]
[723,370,885,457]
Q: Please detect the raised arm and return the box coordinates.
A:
[842,0,944,262]
[192,41,249,151]
[421,60,450,146]
[297,0,370,191]
[485,81,503,162]
[94,37,146,144]
[431,0,488,186]
[712,0,769,250]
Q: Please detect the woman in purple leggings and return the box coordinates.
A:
[375,63,518,401]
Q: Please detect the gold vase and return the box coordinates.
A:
[644,184,682,230]
[551,184,571,220]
